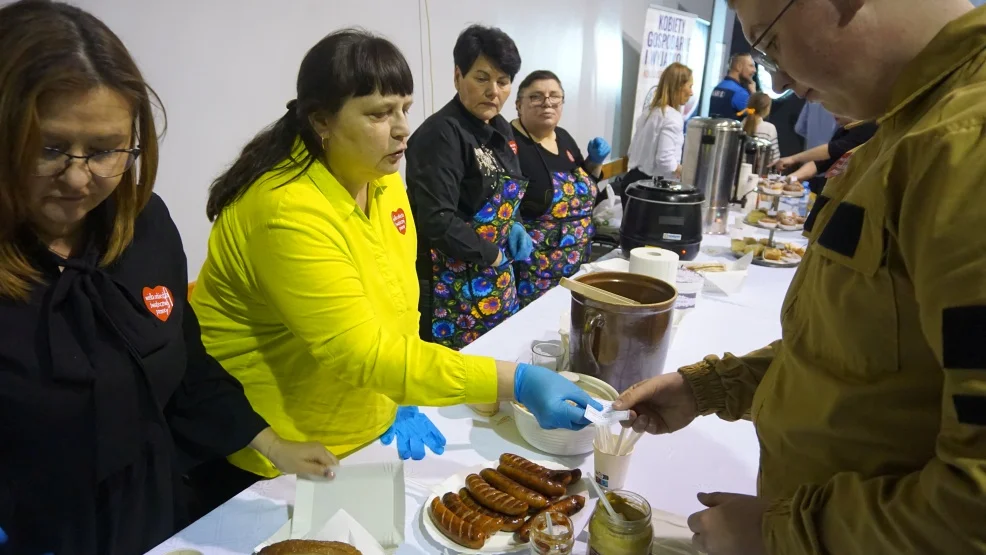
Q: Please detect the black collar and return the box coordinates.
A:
[448,95,512,145]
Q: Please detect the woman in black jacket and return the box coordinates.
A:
[0,2,335,553]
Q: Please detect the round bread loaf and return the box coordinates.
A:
[258,540,362,555]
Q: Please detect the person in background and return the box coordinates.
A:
[709,53,757,119]
[510,70,610,305]
[0,2,334,553]
[615,0,986,553]
[794,101,837,150]
[406,25,530,349]
[741,92,780,164]
[775,116,878,195]
[191,28,600,511]
[624,62,694,185]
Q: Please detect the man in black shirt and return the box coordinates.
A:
[406,25,529,349]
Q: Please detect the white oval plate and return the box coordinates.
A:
[420,460,590,554]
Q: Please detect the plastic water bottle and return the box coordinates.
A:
[798,182,811,217]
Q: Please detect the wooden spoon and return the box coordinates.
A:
[560,277,640,306]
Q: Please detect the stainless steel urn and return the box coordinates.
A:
[681,118,744,235]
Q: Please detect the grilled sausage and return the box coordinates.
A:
[548,468,582,486]
[459,488,525,532]
[465,473,529,516]
[499,453,581,486]
[515,495,586,543]
[442,492,503,534]
[497,463,567,497]
[480,468,549,510]
[429,497,487,549]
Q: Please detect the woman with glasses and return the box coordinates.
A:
[625,62,694,184]
[510,70,610,305]
[406,25,530,348]
[0,2,335,552]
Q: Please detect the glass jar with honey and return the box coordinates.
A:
[529,511,575,555]
[587,490,653,555]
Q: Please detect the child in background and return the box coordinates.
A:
[741,92,780,164]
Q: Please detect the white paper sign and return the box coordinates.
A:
[632,6,699,127]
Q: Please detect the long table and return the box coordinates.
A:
[147,232,799,554]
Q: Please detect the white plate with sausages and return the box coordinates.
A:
[421,459,590,554]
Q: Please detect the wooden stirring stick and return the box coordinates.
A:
[560,277,640,306]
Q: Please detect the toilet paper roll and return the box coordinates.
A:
[628,247,679,285]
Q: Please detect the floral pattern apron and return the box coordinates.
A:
[430,160,527,349]
[515,166,597,306]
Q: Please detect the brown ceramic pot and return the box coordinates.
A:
[570,272,677,393]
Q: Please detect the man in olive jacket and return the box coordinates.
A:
[615,1,986,554]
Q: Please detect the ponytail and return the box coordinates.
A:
[742,111,759,136]
[741,92,772,138]
[206,101,317,221]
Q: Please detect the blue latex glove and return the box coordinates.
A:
[587,137,612,164]
[380,406,446,460]
[0,525,6,544]
[507,223,534,261]
[515,364,603,430]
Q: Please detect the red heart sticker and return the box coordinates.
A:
[566,150,575,162]
[392,208,407,235]
[508,140,518,155]
[142,285,174,322]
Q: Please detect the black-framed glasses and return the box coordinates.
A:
[34,147,142,178]
[527,93,565,107]
[749,0,797,74]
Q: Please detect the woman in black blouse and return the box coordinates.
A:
[510,70,611,305]
[0,2,334,553]
[406,25,530,349]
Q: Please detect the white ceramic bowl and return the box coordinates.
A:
[511,373,619,456]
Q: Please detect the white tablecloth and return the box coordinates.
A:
[147,231,799,555]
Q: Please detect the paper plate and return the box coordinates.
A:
[421,460,590,554]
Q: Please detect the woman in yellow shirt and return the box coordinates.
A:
[190,29,599,502]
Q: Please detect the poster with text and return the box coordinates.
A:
[632,6,698,128]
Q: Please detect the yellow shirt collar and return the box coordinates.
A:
[882,5,986,122]
[292,137,390,219]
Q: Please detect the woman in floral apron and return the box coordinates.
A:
[511,70,611,306]
[428,168,527,348]
[406,25,531,349]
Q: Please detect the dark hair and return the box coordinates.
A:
[730,52,752,70]
[206,28,413,221]
[516,70,563,97]
[0,0,162,300]
[453,25,522,80]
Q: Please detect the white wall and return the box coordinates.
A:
[35,0,721,271]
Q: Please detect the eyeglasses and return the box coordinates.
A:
[749,0,798,74]
[526,93,565,107]
[34,147,142,178]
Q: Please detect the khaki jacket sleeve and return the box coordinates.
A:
[249,191,498,408]
[679,340,780,421]
[764,126,986,554]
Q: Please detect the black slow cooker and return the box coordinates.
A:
[620,177,705,261]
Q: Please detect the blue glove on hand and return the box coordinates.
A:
[587,137,612,164]
[0,525,6,544]
[380,406,446,460]
[515,364,603,430]
[507,223,534,261]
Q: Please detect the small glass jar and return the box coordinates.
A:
[529,512,575,555]
[587,490,653,555]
